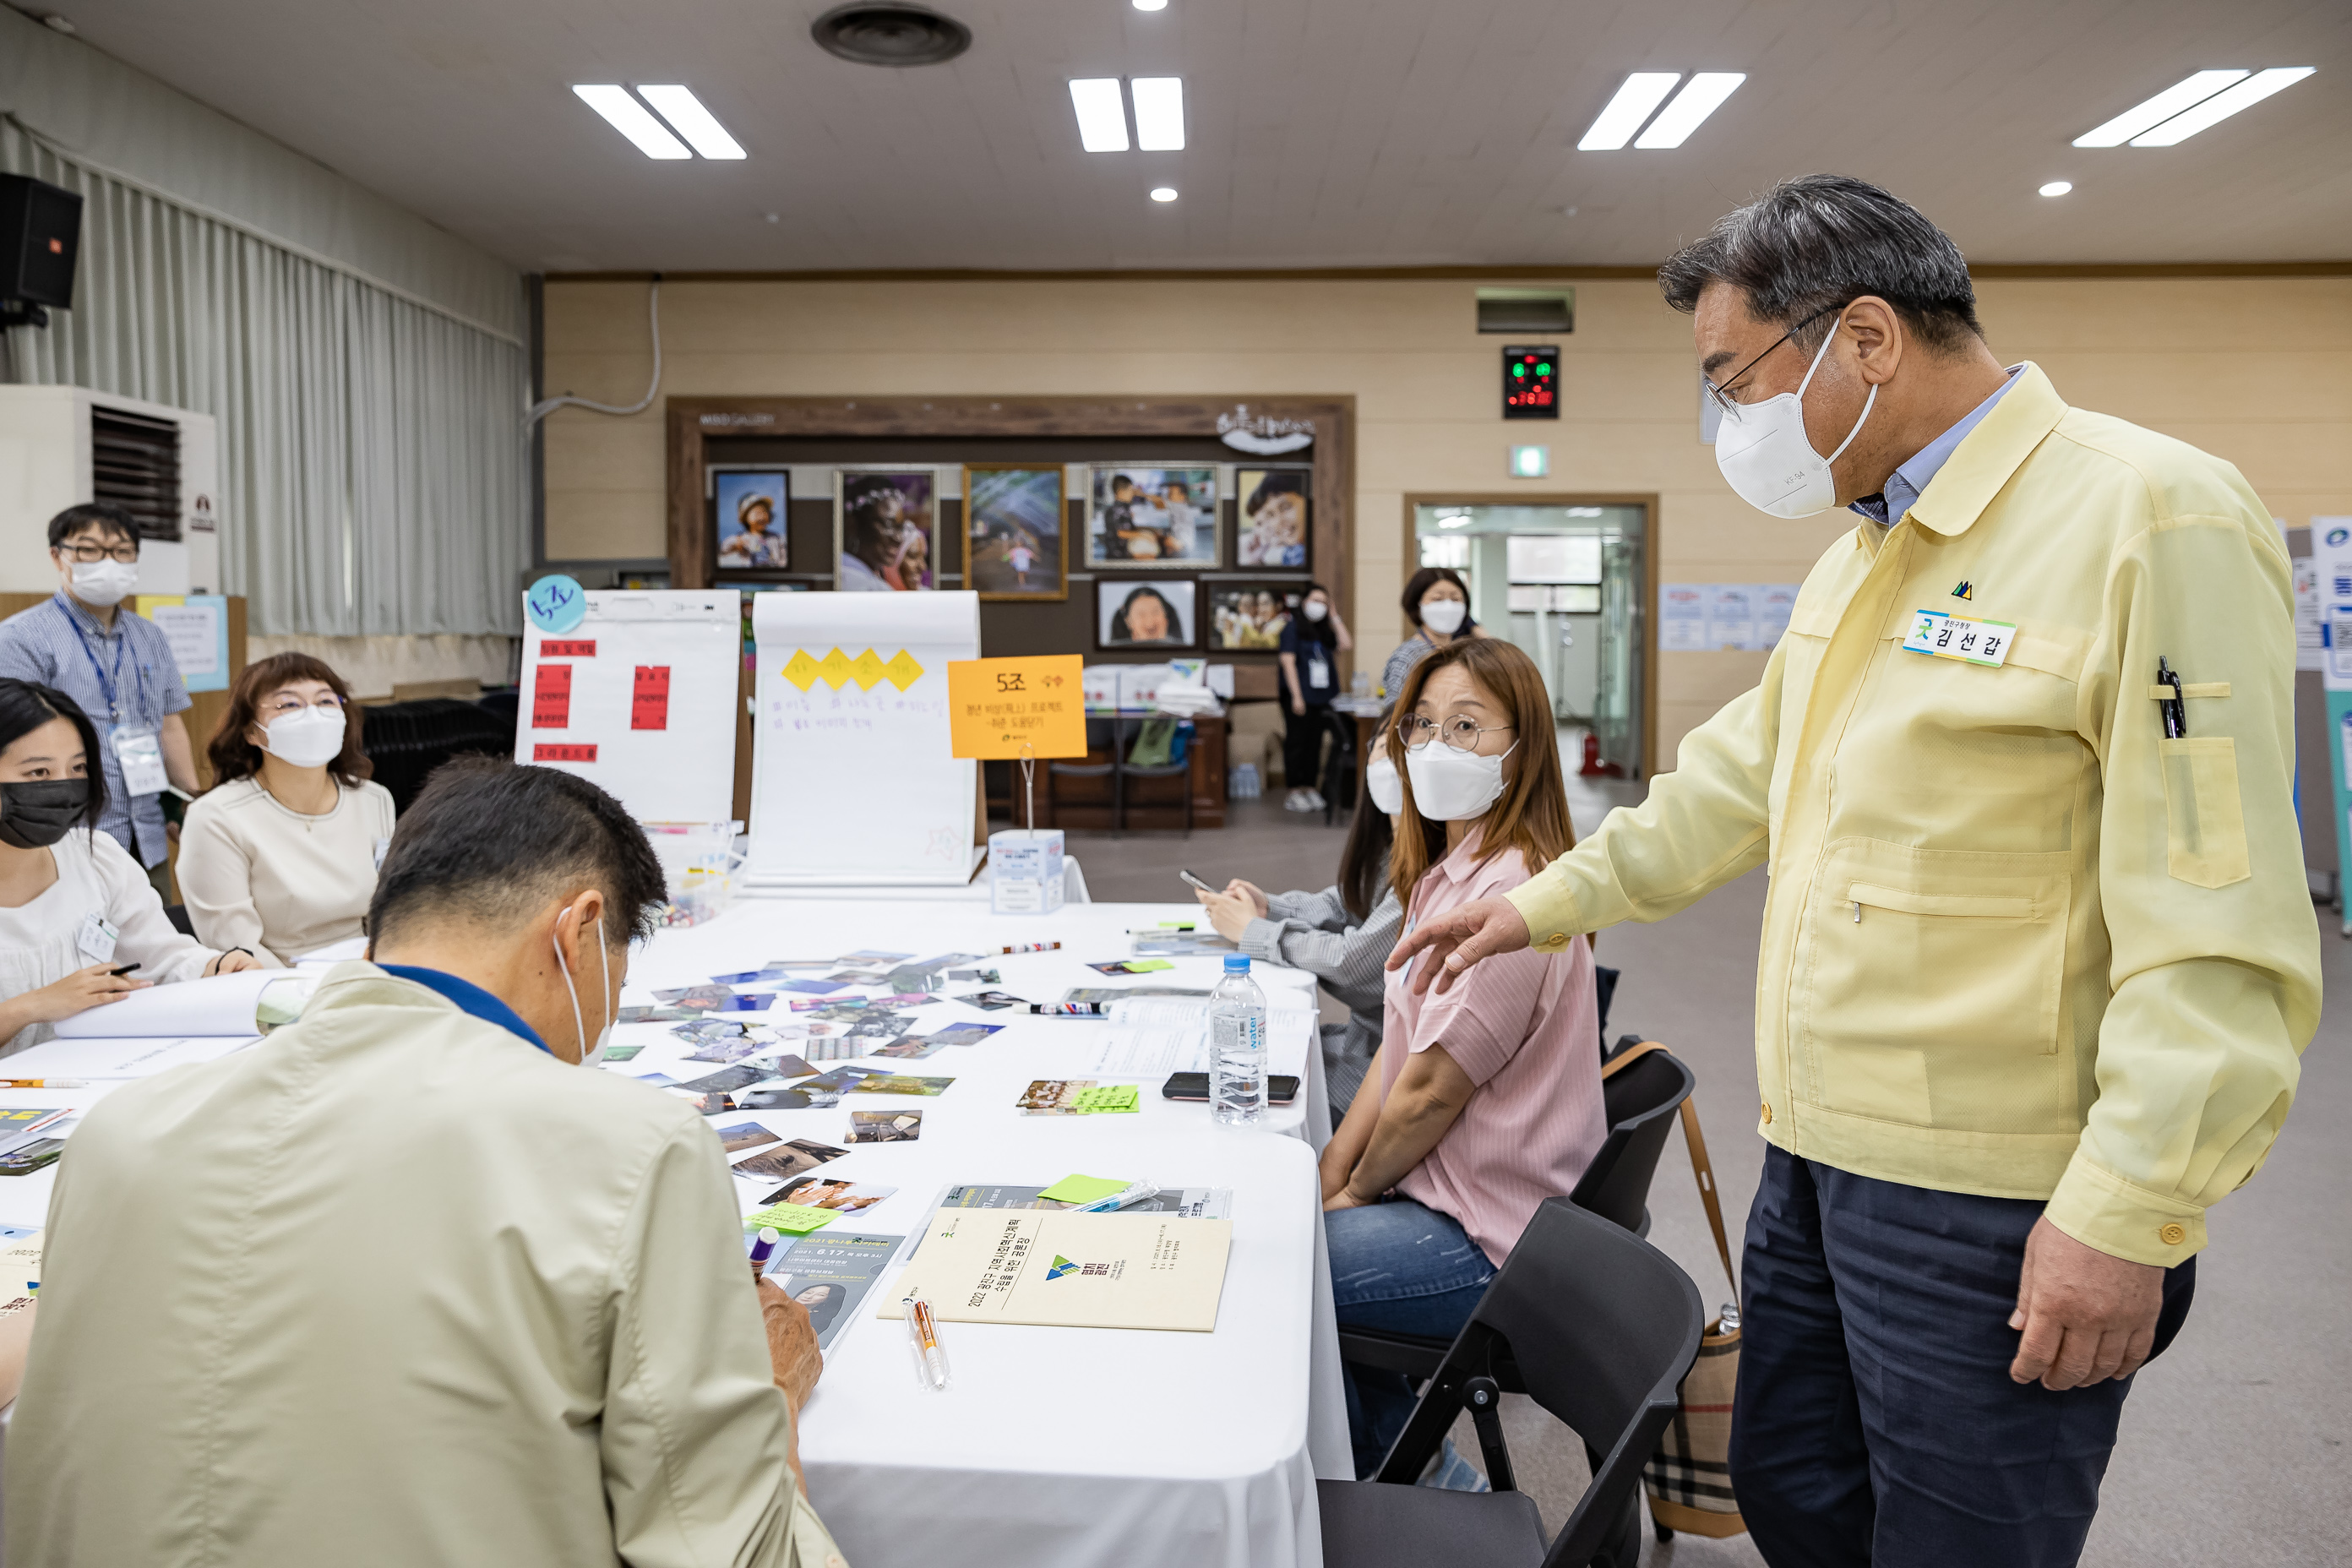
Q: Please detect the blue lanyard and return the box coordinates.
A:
[53,598,140,727]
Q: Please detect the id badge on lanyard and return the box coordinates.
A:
[114,727,169,796]
[1308,650,1331,690]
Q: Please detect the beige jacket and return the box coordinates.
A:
[6,962,845,1568]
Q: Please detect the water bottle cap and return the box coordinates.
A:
[1223,954,1250,971]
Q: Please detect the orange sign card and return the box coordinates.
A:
[946,656,1087,760]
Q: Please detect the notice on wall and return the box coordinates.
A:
[1660,584,1707,651]
[532,663,574,728]
[632,665,672,731]
[133,594,230,693]
[1662,583,1804,651]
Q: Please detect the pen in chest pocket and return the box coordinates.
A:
[2157,657,2186,738]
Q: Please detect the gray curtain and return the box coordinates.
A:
[0,122,527,637]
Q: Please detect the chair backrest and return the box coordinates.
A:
[1565,1047,1694,1233]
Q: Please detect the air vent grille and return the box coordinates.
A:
[812,4,972,67]
[90,406,182,543]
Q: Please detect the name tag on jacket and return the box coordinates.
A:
[1901,609,2015,668]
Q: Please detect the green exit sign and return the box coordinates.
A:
[1503,346,1559,420]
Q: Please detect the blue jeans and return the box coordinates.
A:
[1732,1146,2196,1568]
[1326,1197,1497,1478]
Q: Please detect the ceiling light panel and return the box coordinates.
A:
[2072,70,2246,147]
[1070,78,1130,152]
[636,85,746,159]
[1633,73,1744,148]
[1578,73,1680,151]
[573,85,691,159]
[2130,67,2314,145]
[1131,77,1185,150]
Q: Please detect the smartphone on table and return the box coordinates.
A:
[1163,1073,1299,1104]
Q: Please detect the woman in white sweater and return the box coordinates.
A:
[0,681,257,1055]
[177,653,396,966]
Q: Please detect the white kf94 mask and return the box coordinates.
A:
[1712,319,1876,520]
[1404,739,1516,822]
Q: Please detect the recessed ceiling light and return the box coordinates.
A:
[573,85,691,159]
[635,85,746,159]
[1133,0,1168,9]
[1131,77,1185,150]
[2073,70,2247,147]
[1578,73,1680,151]
[1070,78,1130,152]
[2039,180,2072,197]
[2130,67,2314,145]
[1633,73,1744,149]
[1150,187,1178,202]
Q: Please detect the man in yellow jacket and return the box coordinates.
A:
[1392,176,2317,1565]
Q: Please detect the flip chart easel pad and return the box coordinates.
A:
[516,590,740,824]
[747,591,981,886]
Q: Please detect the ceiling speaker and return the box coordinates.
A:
[811,4,972,67]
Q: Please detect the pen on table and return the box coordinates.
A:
[747,1226,781,1280]
[999,941,1061,955]
[904,1292,950,1391]
[106,963,140,977]
[0,1079,87,1090]
[1073,1180,1161,1213]
[1027,1002,1107,1016]
[2156,657,2187,738]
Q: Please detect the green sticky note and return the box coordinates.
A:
[1037,1173,1132,1204]
[1125,959,1176,972]
[743,1202,838,1236]
[1071,1084,1140,1114]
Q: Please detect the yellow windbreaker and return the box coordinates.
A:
[1507,363,2319,1267]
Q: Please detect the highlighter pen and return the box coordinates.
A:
[1074,1180,1161,1213]
[0,1079,87,1090]
[999,941,1062,955]
[747,1227,781,1280]
[1027,1003,1107,1016]
[904,1293,950,1391]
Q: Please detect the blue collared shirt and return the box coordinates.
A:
[378,964,549,1053]
[1849,366,2023,528]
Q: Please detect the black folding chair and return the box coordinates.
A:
[1118,717,1195,838]
[1319,1199,1705,1568]
[1048,717,1122,836]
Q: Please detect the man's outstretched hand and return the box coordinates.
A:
[1385,896,1533,994]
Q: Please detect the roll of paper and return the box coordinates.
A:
[50,969,314,1039]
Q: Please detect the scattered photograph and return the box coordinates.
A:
[684,1036,765,1064]
[850,1074,953,1097]
[845,1110,923,1143]
[801,1036,862,1063]
[1236,469,1309,567]
[841,950,914,964]
[874,1036,949,1059]
[966,464,1067,601]
[781,978,847,996]
[1087,466,1218,566]
[599,1043,645,1062]
[764,1176,899,1215]
[945,967,1000,983]
[730,1138,849,1184]
[618,1006,692,1024]
[955,990,1026,1011]
[1208,586,1302,652]
[715,471,791,572]
[1016,1079,1097,1115]
[1097,579,1198,651]
[672,1064,773,1096]
[765,1054,819,1079]
[765,1231,901,1352]
[1062,987,1210,1004]
[924,1021,1004,1048]
[712,967,792,985]
[716,1123,782,1156]
[654,985,737,1009]
[834,471,938,592]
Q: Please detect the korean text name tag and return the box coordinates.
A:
[1901,609,2015,668]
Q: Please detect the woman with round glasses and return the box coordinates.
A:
[1318,636,1606,1478]
[177,654,395,965]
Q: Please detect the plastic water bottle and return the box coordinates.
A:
[1210,954,1268,1126]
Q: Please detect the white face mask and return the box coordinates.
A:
[1303,601,1328,623]
[1364,748,1403,815]
[1712,318,1876,520]
[1404,738,1516,821]
[1420,597,1467,635]
[259,705,346,770]
[553,912,613,1064]
[68,558,139,607]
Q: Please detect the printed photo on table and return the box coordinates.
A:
[1236,470,1309,568]
[713,471,790,572]
[1086,466,1218,566]
[765,1176,898,1213]
[965,464,1066,601]
[1208,585,1301,651]
[834,471,938,592]
[1097,580,1197,651]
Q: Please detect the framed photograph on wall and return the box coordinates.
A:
[1235,468,1309,568]
[1206,585,1302,652]
[833,470,939,591]
[1097,579,1198,651]
[714,471,790,572]
[1086,465,1218,567]
[963,464,1066,601]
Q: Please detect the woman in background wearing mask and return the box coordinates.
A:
[177,654,395,966]
[1194,735,1403,1121]
[1319,637,1604,1480]
[0,680,255,1056]
[1277,583,1353,812]
[1380,566,1483,709]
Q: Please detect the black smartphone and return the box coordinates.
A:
[1162,1072,1299,1104]
[0,1138,66,1177]
[1178,869,1217,895]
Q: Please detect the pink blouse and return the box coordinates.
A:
[1380,833,1607,1267]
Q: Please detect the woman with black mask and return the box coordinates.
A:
[0,680,259,1055]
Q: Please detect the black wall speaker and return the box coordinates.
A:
[0,174,83,313]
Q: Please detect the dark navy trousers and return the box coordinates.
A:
[1729,1146,2196,1568]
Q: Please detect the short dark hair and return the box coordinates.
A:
[368,758,669,947]
[1658,174,1984,354]
[46,504,140,552]
[1400,566,1474,631]
[0,679,109,832]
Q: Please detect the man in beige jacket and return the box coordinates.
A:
[8,758,846,1567]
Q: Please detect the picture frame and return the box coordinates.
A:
[1086,465,1219,568]
[713,471,790,573]
[1096,579,1199,651]
[1206,585,1303,652]
[962,464,1067,601]
[832,470,939,592]
[1235,468,1309,569]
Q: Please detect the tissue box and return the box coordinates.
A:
[990,828,1065,915]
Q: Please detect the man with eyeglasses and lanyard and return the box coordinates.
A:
[1390,175,2316,1565]
[0,503,200,900]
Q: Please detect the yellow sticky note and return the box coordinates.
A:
[848,647,887,690]
[1071,1085,1140,1114]
[815,647,854,689]
[782,650,822,691]
[1037,1173,1132,1205]
[743,1202,839,1236]
[946,656,1088,760]
[882,649,925,691]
